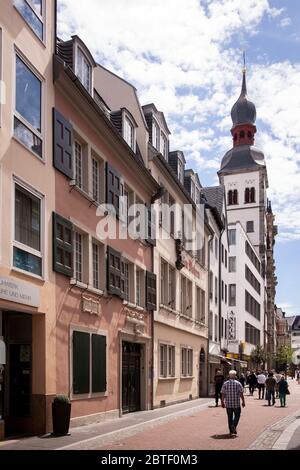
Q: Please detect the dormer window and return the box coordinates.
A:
[178,159,184,184]
[152,120,160,150]
[123,115,135,151]
[160,132,168,159]
[191,181,195,201]
[76,47,92,93]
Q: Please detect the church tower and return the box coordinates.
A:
[218,67,268,270]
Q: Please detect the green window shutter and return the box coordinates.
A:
[73,331,90,395]
[92,334,107,393]
[146,271,157,311]
[106,163,124,219]
[53,212,73,277]
[107,246,122,297]
[53,108,73,179]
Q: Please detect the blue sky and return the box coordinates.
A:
[58,0,300,316]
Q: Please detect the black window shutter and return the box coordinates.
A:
[107,246,122,297]
[53,108,73,179]
[146,271,157,311]
[73,331,90,395]
[106,163,124,219]
[92,334,107,393]
[147,204,156,246]
[53,212,73,277]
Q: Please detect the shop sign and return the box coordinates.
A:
[0,277,40,308]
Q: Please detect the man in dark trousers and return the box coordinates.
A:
[214,369,225,407]
[248,371,257,395]
[266,372,276,406]
[221,370,245,437]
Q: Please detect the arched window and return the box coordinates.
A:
[240,131,245,139]
[245,187,255,204]
[247,131,252,139]
[234,133,237,141]
[228,190,238,205]
[233,189,238,205]
[245,187,250,204]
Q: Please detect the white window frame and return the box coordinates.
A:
[75,45,93,94]
[70,324,108,400]
[178,158,184,184]
[12,176,44,280]
[181,346,193,377]
[135,267,145,308]
[160,131,168,159]
[123,114,136,152]
[13,49,44,160]
[181,275,193,317]
[74,230,83,283]
[14,0,46,44]
[160,258,176,310]
[159,343,175,378]
[74,140,83,189]
[152,119,160,150]
[92,241,100,290]
[229,256,236,273]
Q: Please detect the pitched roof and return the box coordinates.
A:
[202,186,224,218]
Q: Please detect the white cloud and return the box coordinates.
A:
[279,17,291,28]
[56,0,300,241]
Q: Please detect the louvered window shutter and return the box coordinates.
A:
[53,212,73,277]
[73,331,90,395]
[106,163,124,219]
[146,271,157,311]
[147,204,156,246]
[107,246,122,297]
[53,109,73,178]
[92,334,107,393]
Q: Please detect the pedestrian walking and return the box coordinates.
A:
[214,369,225,407]
[221,370,245,437]
[248,371,257,395]
[257,371,266,399]
[274,372,282,398]
[239,373,246,390]
[296,370,300,385]
[278,376,289,407]
[265,372,276,406]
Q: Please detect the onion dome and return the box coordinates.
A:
[231,70,256,127]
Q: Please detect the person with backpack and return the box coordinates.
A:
[278,376,289,407]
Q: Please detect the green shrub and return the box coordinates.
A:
[53,395,71,404]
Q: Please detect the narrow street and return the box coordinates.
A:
[1,380,299,451]
[96,380,300,451]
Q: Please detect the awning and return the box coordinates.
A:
[231,358,248,368]
[209,354,232,366]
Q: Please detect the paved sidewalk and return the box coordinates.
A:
[93,380,300,451]
[0,397,213,451]
[1,381,299,451]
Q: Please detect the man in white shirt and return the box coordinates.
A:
[257,371,267,399]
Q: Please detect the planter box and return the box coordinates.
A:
[52,402,71,436]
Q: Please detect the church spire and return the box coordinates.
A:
[230,59,257,147]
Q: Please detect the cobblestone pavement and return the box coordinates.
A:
[1,381,299,451]
[92,380,300,451]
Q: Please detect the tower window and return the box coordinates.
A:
[240,131,245,139]
[247,131,252,139]
[245,187,255,204]
[228,189,238,206]
[234,133,237,141]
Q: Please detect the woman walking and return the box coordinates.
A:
[278,376,289,407]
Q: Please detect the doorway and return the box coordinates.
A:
[122,342,141,414]
[3,312,32,436]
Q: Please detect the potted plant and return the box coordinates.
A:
[52,395,71,436]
